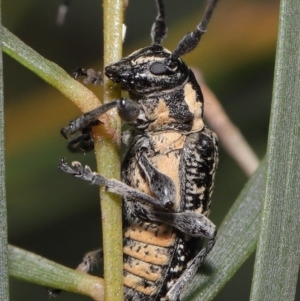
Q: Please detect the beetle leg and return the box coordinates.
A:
[73,68,103,85]
[76,248,103,273]
[166,237,216,301]
[65,123,97,153]
[134,204,216,239]
[61,98,140,139]
[58,159,169,209]
[47,248,103,299]
[136,153,176,208]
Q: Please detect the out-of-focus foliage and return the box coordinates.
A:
[3,1,294,301]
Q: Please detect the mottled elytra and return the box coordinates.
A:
[57,0,219,300]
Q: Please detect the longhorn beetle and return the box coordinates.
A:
[58,0,219,300]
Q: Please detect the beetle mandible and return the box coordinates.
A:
[59,0,219,300]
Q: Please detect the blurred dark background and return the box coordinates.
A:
[3,0,295,300]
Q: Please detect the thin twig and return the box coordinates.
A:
[96,1,124,301]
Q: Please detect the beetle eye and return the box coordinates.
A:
[150,62,168,75]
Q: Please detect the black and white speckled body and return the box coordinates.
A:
[59,1,219,300]
[113,46,218,300]
[122,128,218,301]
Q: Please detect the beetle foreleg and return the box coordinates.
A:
[66,126,95,153]
[61,98,140,139]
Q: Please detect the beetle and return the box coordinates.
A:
[58,0,219,300]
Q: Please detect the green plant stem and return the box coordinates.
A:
[0,7,9,300]
[250,1,300,301]
[8,245,104,301]
[95,1,124,301]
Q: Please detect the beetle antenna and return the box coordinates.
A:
[169,0,218,60]
[151,0,167,45]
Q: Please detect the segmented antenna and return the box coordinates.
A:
[169,0,218,60]
[151,0,167,45]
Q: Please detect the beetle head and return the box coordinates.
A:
[105,0,218,96]
[105,44,189,95]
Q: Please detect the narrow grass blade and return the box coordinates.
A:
[250,1,300,300]
[0,10,9,301]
